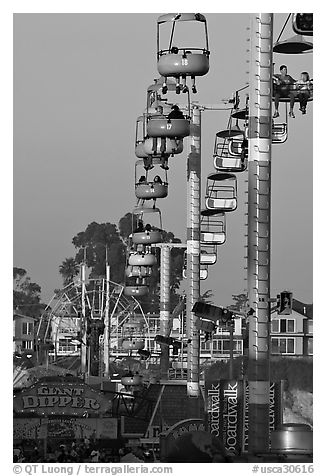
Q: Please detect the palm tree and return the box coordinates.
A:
[198,289,214,304]
[59,258,79,287]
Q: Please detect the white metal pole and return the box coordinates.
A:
[186,104,201,400]
[247,13,273,454]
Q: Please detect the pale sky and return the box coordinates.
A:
[13,12,313,307]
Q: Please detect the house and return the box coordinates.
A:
[13,313,36,354]
[270,299,313,357]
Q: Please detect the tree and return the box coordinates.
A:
[198,289,214,304]
[71,221,126,283]
[230,292,248,312]
[59,257,79,287]
[13,267,45,317]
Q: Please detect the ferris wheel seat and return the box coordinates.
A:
[143,137,183,155]
[135,183,168,200]
[205,197,237,212]
[123,285,149,297]
[128,253,157,266]
[214,156,245,172]
[147,117,190,138]
[132,231,162,245]
[200,231,226,245]
[157,52,209,77]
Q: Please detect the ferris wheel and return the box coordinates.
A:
[35,267,154,380]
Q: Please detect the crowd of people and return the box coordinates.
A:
[13,439,157,463]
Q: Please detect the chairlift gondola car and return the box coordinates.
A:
[157,13,210,94]
[205,173,237,212]
[292,13,313,36]
[200,209,226,245]
[213,133,247,172]
[146,87,191,139]
[200,265,208,280]
[135,158,168,205]
[124,280,149,297]
[200,242,218,265]
[131,206,163,245]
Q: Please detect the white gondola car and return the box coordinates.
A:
[213,133,247,172]
[200,243,218,265]
[205,173,237,212]
[131,206,163,245]
[157,13,210,94]
[200,210,226,245]
[128,252,157,267]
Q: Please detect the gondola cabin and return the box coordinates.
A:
[157,13,210,93]
[213,133,247,172]
[200,209,226,245]
[135,159,168,202]
[131,206,163,246]
[200,243,218,265]
[200,265,208,280]
[205,173,237,212]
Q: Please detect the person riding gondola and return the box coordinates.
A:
[167,104,185,120]
[273,65,296,118]
[295,71,313,115]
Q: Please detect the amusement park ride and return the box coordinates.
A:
[14,13,313,460]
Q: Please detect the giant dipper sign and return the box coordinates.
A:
[14,377,111,417]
